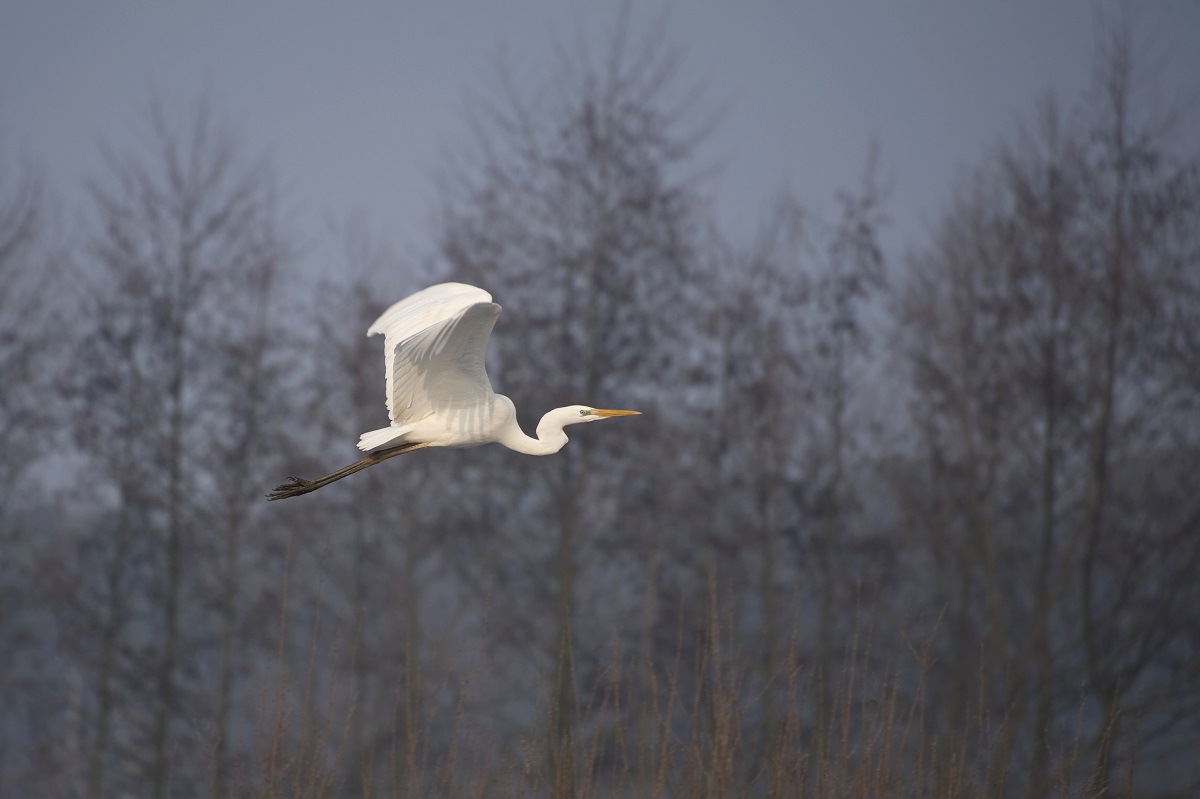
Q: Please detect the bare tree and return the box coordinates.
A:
[0,155,45,513]
[273,227,473,794]
[435,7,712,790]
[69,96,294,799]
[0,138,67,798]
[705,153,888,790]
[1075,21,1200,793]
[892,20,1200,794]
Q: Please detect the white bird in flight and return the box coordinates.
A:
[268,282,639,500]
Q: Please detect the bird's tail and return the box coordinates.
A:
[357,426,410,452]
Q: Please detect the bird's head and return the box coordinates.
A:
[524,404,641,453]
[557,405,642,427]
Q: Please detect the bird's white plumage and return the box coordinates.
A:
[268,281,640,500]
[358,284,507,451]
[387,302,501,437]
[367,282,492,423]
[353,281,639,456]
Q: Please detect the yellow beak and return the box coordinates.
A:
[590,408,641,418]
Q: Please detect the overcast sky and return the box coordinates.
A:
[3,1,1198,273]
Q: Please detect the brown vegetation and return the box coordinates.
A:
[0,15,1196,799]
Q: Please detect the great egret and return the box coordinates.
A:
[268,282,640,500]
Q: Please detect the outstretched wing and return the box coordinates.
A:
[367,283,493,422]
[389,301,502,425]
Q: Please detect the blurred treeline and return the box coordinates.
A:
[1,19,1198,799]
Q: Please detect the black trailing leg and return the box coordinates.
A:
[266,442,429,500]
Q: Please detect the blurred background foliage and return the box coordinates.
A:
[1,13,1198,799]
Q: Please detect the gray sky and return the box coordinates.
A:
[3,1,1198,270]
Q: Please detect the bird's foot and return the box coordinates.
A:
[266,476,317,501]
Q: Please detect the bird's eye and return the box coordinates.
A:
[579,409,588,416]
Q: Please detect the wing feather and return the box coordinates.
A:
[383,301,502,426]
[366,283,493,421]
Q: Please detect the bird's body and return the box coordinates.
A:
[268,282,639,500]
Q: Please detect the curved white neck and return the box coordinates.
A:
[497,408,572,456]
